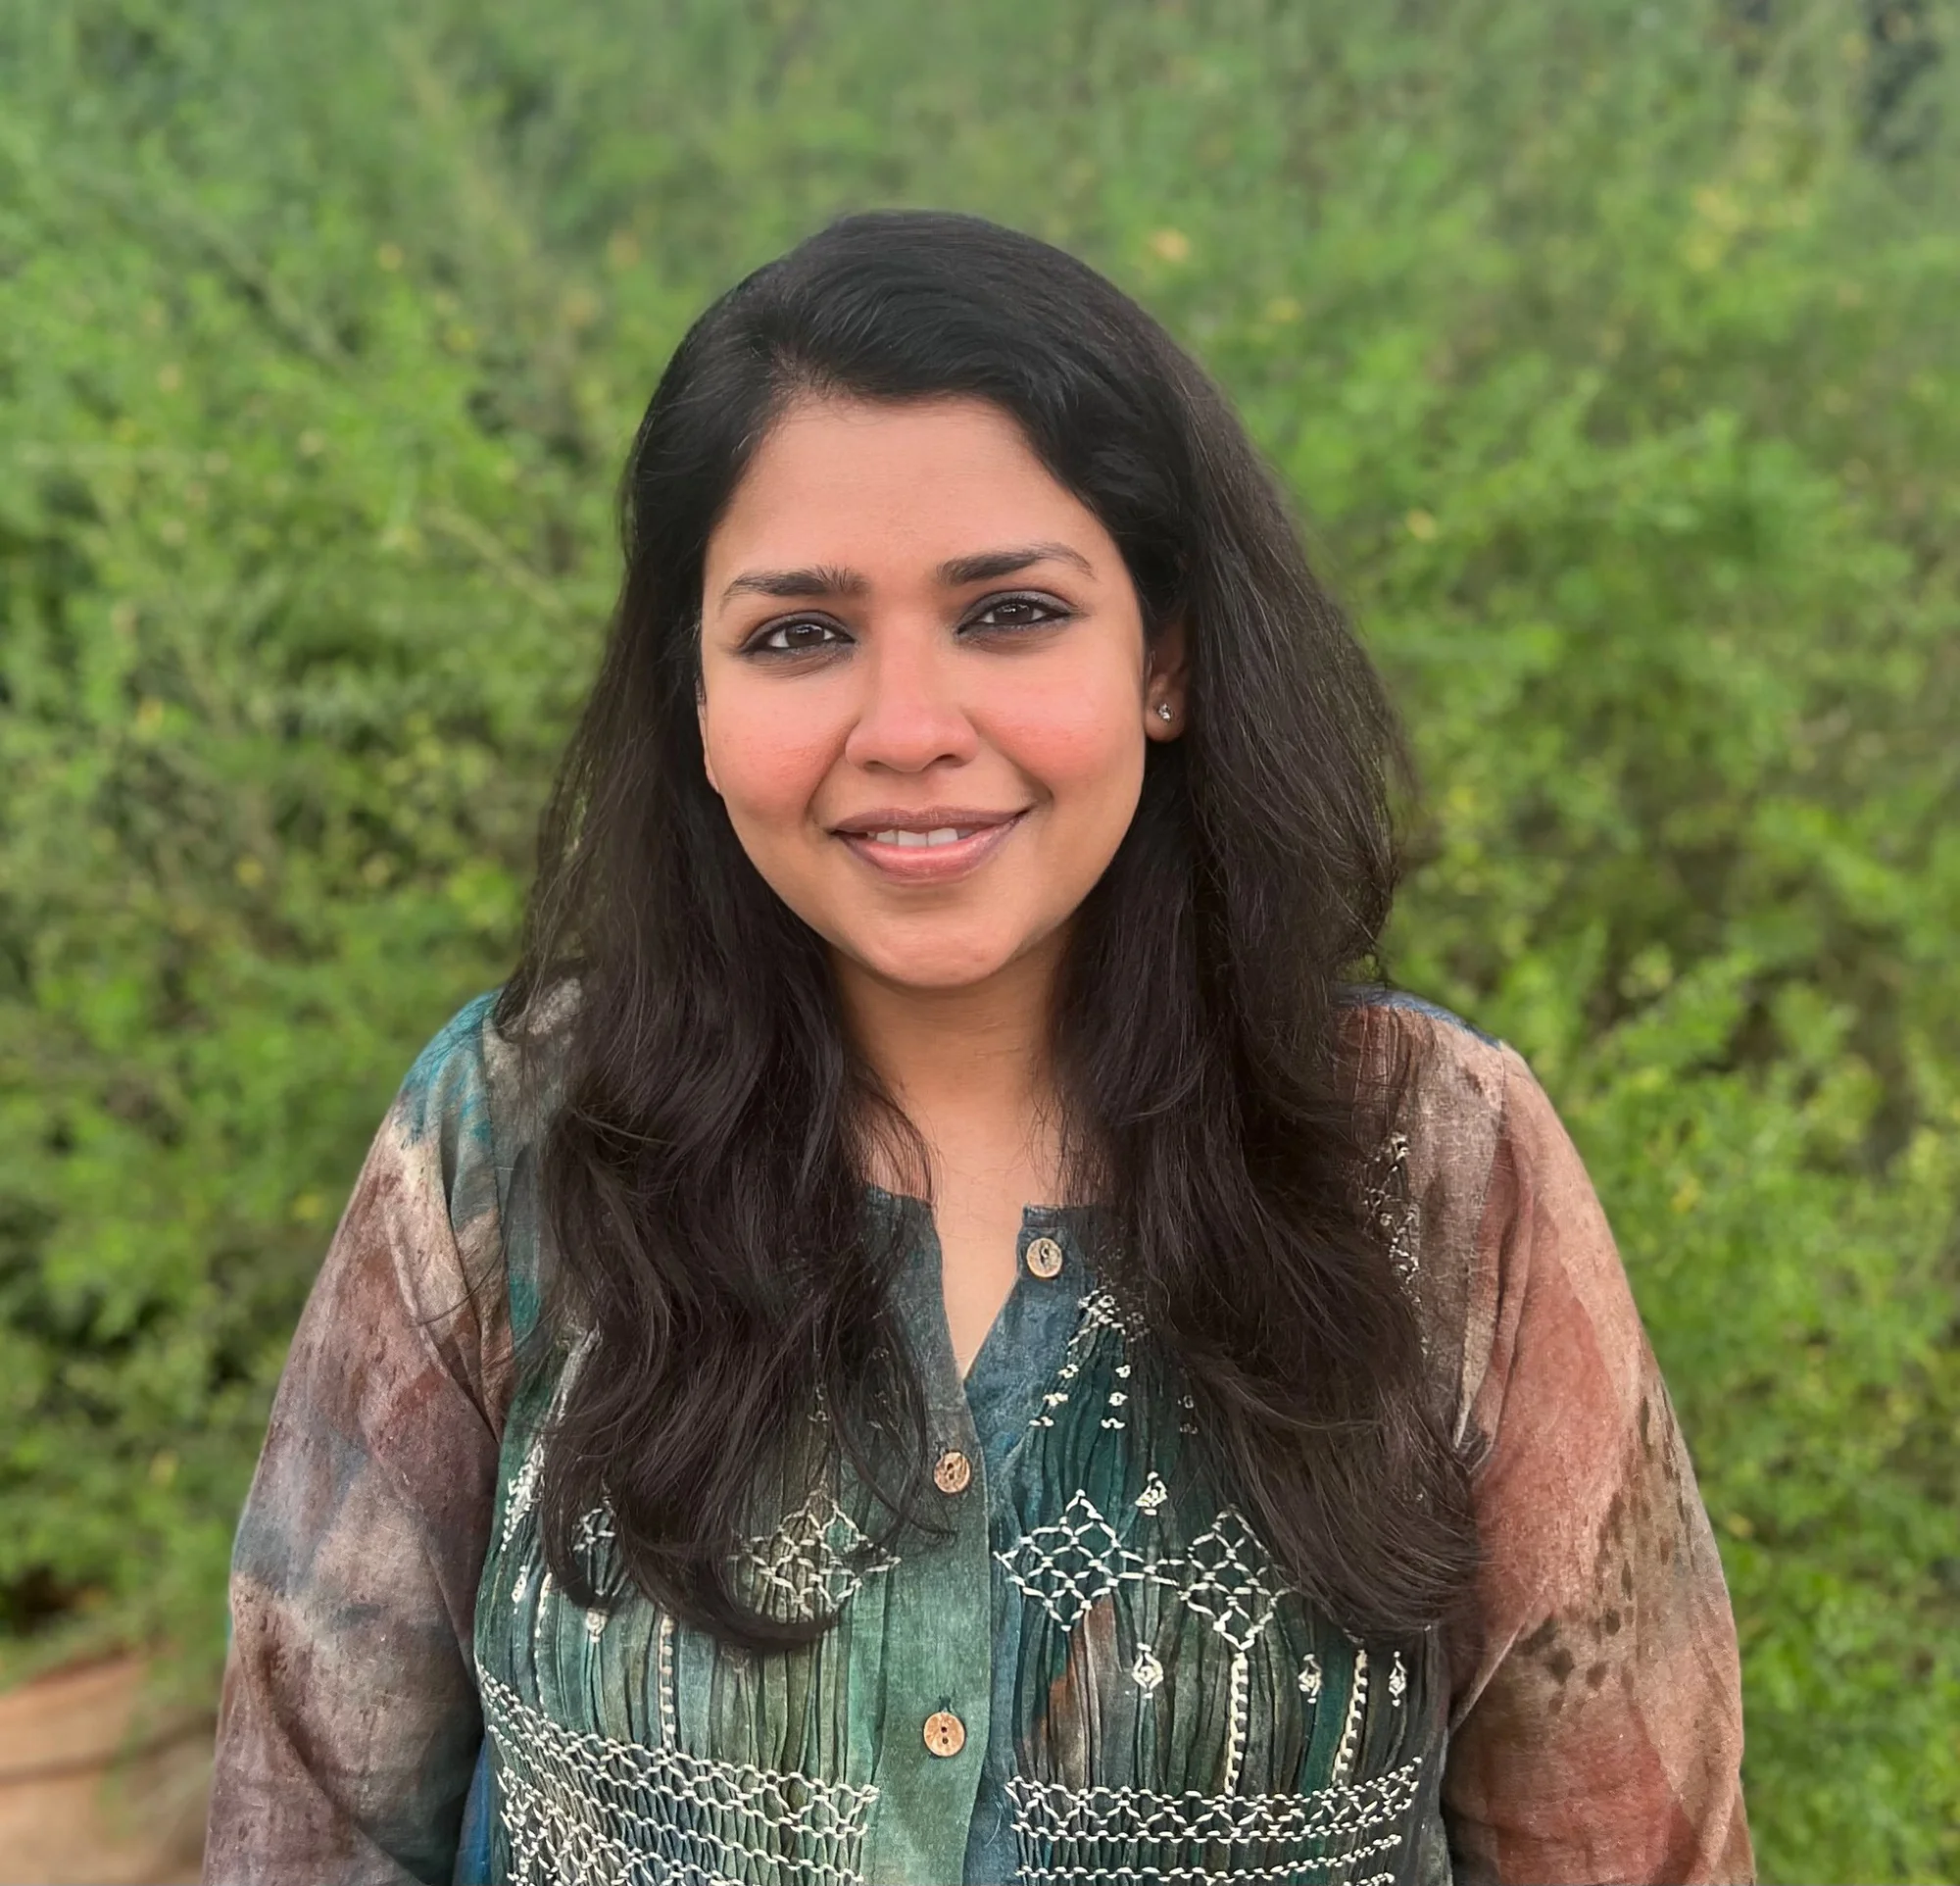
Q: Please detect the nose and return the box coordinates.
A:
[842,624,979,774]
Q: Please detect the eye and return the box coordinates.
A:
[964,592,1072,632]
[745,617,850,656]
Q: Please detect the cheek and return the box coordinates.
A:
[703,689,838,826]
[992,668,1146,809]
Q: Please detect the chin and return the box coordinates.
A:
[851,932,1025,993]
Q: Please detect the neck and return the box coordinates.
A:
[832,932,1066,1199]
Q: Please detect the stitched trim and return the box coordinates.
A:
[1330,1648,1369,1786]
[1007,1759,1422,1883]
[481,1671,875,1886]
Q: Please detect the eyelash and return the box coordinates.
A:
[741,591,1073,657]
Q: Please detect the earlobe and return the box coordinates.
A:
[1146,616,1191,738]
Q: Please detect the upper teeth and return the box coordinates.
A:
[869,827,971,847]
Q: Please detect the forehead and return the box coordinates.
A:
[705,395,1109,579]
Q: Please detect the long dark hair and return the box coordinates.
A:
[497,209,1475,1651]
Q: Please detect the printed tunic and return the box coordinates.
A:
[203,991,1754,1885]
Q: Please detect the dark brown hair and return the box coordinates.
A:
[498,209,1475,1650]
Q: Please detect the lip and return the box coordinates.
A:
[829,807,1030,884]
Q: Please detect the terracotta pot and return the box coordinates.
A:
[0,1656,212,1886]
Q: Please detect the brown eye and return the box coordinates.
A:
[752,619,848,654]
[967,593,1068,631]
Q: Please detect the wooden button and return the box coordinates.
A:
[922,1710,966,1758]
[933,1450,972,1495]
[1024,1235,1064,1280]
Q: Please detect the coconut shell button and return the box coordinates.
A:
[933,1449,972,1495]
[1024,1235,1064,1279]
[923,1710,966,1758]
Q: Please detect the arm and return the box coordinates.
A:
[204,1010,512,1885]
[1442,1050,1753,1885]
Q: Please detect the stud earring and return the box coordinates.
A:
[1155,702,1174,723]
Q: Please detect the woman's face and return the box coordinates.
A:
[699,394,1183,995]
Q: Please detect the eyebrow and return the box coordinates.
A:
[716,540,1094,608]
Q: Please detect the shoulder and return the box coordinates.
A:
[392,981,581,1354]
[394,981,575,1194]
[398,990,502,1137]
[383,990,507,1245]
[1336,988,1555,1443]
[1337,985,1523,1160]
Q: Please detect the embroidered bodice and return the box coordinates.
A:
[472,1200,1447,1885]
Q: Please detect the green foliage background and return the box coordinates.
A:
[2,0,1956,1876]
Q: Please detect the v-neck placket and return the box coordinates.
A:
[876,1193,1102,1884]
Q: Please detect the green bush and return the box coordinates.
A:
[2,1,1954,1876]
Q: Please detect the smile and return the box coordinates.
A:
[866,827,982,848]
[830,809,1029,882]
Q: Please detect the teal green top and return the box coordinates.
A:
[472,1186,1448,1886]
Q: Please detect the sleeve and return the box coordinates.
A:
[1440,1048,1754,1885]
[203,1004,514,1886]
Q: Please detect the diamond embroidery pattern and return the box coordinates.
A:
[1180,1510,1285,1654]
[999,1492,1295,1658]
[997,1489,1153,1630]
[736,1485,899,1621]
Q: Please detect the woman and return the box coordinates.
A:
[204,210,1751,1885]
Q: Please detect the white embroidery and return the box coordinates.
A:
[1132,1646,1164,1694]
[1178,1511,1285,1656]
[1028,1291,1143,1433]
[1077,1288,1139,1340]
[502,1330,598,1548]
[1298,1653,1323,1701]
[481,1671,876,1886]
[998,1495,1289,1656]
[656,1613,678,1748]
[997,1490,1155,1630]
[1005,1760,1422,1882]
[1135,1472,1170,1514]
[1366,1131,1422,1298]
[1388,1652,1407,1706]
[997,1479,1296,1821]
[1331,1648,1368,1786]
[1220,1651,1250,1795]
[735,1483,899,1621]
[502,1438,544,1547]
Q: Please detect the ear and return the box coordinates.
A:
[1144,617,1190,740]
